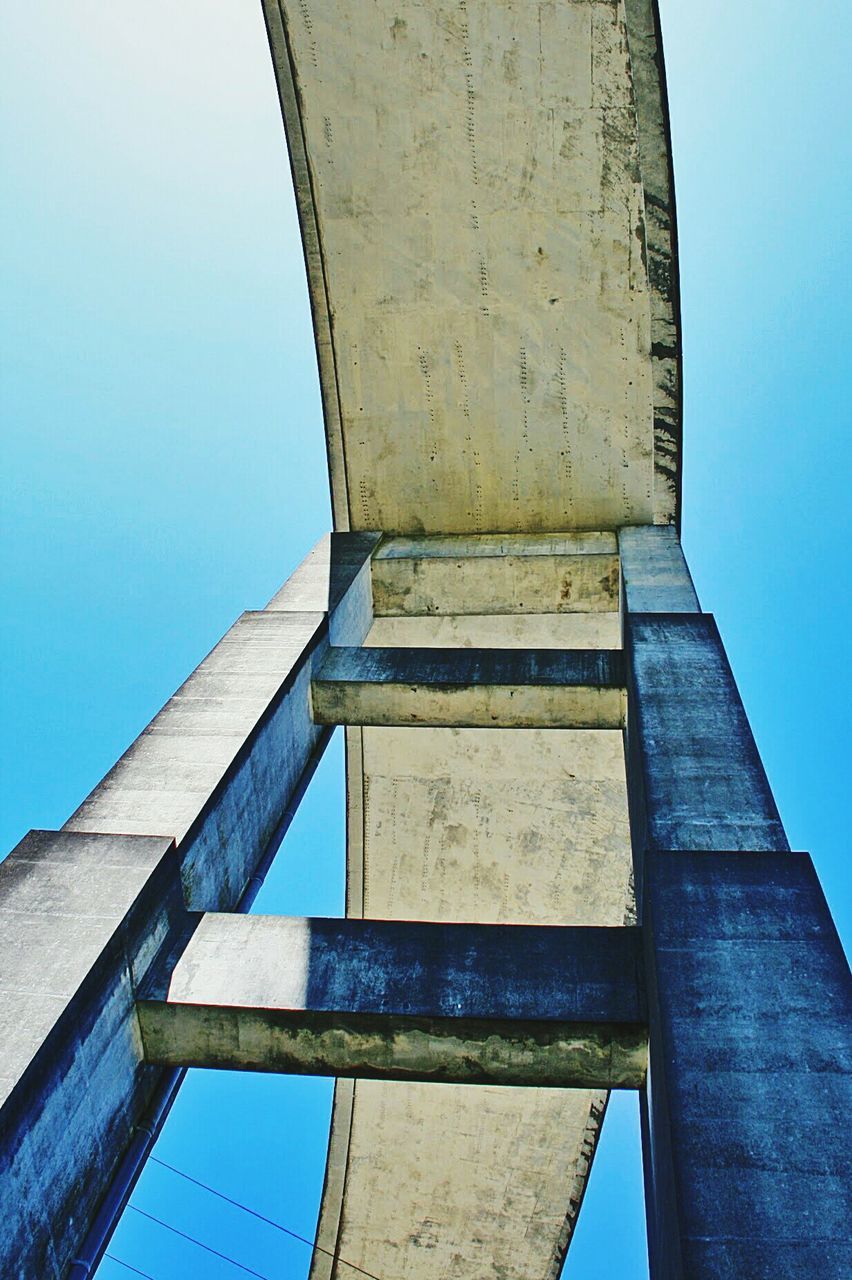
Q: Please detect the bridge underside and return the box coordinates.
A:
[3,5,850,1279]
[264,0,680,537]
[260,1,679,1275]
[261,1,679,1275]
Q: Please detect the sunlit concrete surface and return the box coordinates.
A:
[263,0,680,535]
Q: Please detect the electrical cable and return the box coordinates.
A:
[148,1155,385,1280]
[104,1257,156,1279]
[127,1206,274,1280]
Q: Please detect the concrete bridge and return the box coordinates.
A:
[1,3,849,1279]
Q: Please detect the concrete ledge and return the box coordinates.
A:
[311,646,626,728]
[138,914,647,1089]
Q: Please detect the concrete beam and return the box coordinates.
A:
[65,533,379,911]
[138,914,647,1089]
[311,646,626,729]
[372,532,620,617]
[618,526,699,615]
[622,557,850,1277]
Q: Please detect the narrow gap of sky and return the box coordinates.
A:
[1,2,849,1279]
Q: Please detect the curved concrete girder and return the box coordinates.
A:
[262,0,681,534]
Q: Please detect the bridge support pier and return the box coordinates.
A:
[620,527,852,1279]
[1,527,849,1279]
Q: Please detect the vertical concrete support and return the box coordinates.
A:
[0,832,183,1280]
[643,850,852,1280]
[621,528,852,1279]
[0,532,378,1280]
[65,532,379,909]
[619,525,699,616]
[626,613,788,854]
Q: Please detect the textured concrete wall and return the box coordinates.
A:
[372,533,620,616]
[627,613,789,853]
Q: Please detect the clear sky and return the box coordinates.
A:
[1,2,849,1278]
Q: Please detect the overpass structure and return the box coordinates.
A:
[1,3,850,1278]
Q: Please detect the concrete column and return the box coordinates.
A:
[619,527,852,1280]
[0,532,378,1280]
[0,832,182,1280]
[643,850,851,1280]
[619,524,699,616]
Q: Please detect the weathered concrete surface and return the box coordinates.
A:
[373,532,619,616]
[0,831,182,1280]
[138,914,647,1088]
[642,851,852,1279]
[312,645,626,729]
[618,525,699,614]
[0,534,376,1279]
[368,610,621,649]
[626,613,789,853]
[65,610,328,910]
[66,534,377,909]
[263,0,680,533]
[267,531,381,643]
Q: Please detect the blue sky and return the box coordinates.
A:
[1,2,849,1277]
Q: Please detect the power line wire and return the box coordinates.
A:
[127,1206,273,1280]
[104,1257,156,1280]
[149,1155,384,1280]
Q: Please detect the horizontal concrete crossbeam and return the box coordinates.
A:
[311,646,626,728]
[138,914,647,1089]
[371,532,620,616]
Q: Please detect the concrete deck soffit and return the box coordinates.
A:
[262,0,681,535]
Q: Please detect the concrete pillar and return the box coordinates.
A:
[0,532,378,1280]
[0,832,182,1280]
[619,527,852,1280]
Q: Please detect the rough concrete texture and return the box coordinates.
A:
[618,525,699,614]
[263,0,680,532]
[314,571,635,1278]
[64,609,328,909]
[266,531,381,644]
[627,613,789,853]
[0,535,376,1278]
[0,831,182,1279]
[643,851,852,1279]
[65,534,377,909]
[311,644,626,729]
[139,913,646,1088]
[372,533,619,616]
[367,611,621,649]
